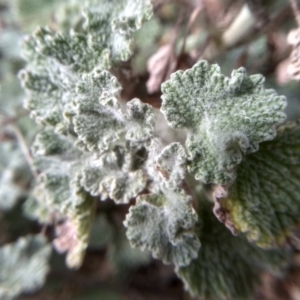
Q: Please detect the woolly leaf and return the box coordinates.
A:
[176,202,287,300]
[19,0,153,132]
[85,0,153,63]
[161,60,287,184]
[0,235,51,300]
[73,69,154,152]
[125,98,155,147]
[72,69,124,152]
[154,142,187,189]
[31,129,95,268]
[81,146,147,203]
[124,189,200,267]
[19,64,71,132]
[31,128,85,214]
[220,121,300,247]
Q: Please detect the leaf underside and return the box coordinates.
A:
[222,121,300,247]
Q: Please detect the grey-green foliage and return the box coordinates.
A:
[73,69,155,152]
[29,128,95,268]
[222,121,300,248]
[0,234,51,300]
[19,0,152,132]
[176,202,287,300]
[15,0,300,299]
[81,146,148,203]
[17,0,157,269]
[161,60,287,184]
[124,189,200,267]
[31,128,85,215]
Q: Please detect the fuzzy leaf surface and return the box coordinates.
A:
[0,235,51,300]
[73,69,154,152]
[124,189,200,267]
[19,0,153,132]
[31,128,95,268]
[31,129,85,214]
[161,60,286,184]
[221,121,300,247]
[81,146,147,203]
[154,142,187,189]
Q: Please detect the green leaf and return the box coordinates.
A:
[124,189,200,267]
[221,121,300,247]
[19,0,153,132]
[31,128,85,214]
[73,69,154,152]
[125,98,155,147]
[0,234,51,300]
[176,202,287,300]
[161,60,286,184]
[19,63,71,132]
[154,142,187,190]
[85,0,153,63]
[72,69,124,152]
[81,146,147,203]
[31,129,96,268]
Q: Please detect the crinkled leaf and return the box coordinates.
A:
[31,128,85,214]
[125,98,155,146]
[85,0,153,64]
[31,129,95,268]
[73,69,154,152]
[221,121,300,247]
[19,63,72,132]
[72,69,124,152]
[0,235,51,300]
[124,189,200,267]
[154,142,187,189]
[81,146,147,203]
[176,202,287,300]
[19,0,153,132]
[161,60,286,184]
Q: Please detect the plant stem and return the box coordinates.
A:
[11,124,38,178]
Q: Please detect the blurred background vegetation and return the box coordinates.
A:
[1,0,300,299]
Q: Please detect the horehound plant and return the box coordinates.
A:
[12,0,300,299]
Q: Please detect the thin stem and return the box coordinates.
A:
[290,0,300,27]
[11,124,38,178]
